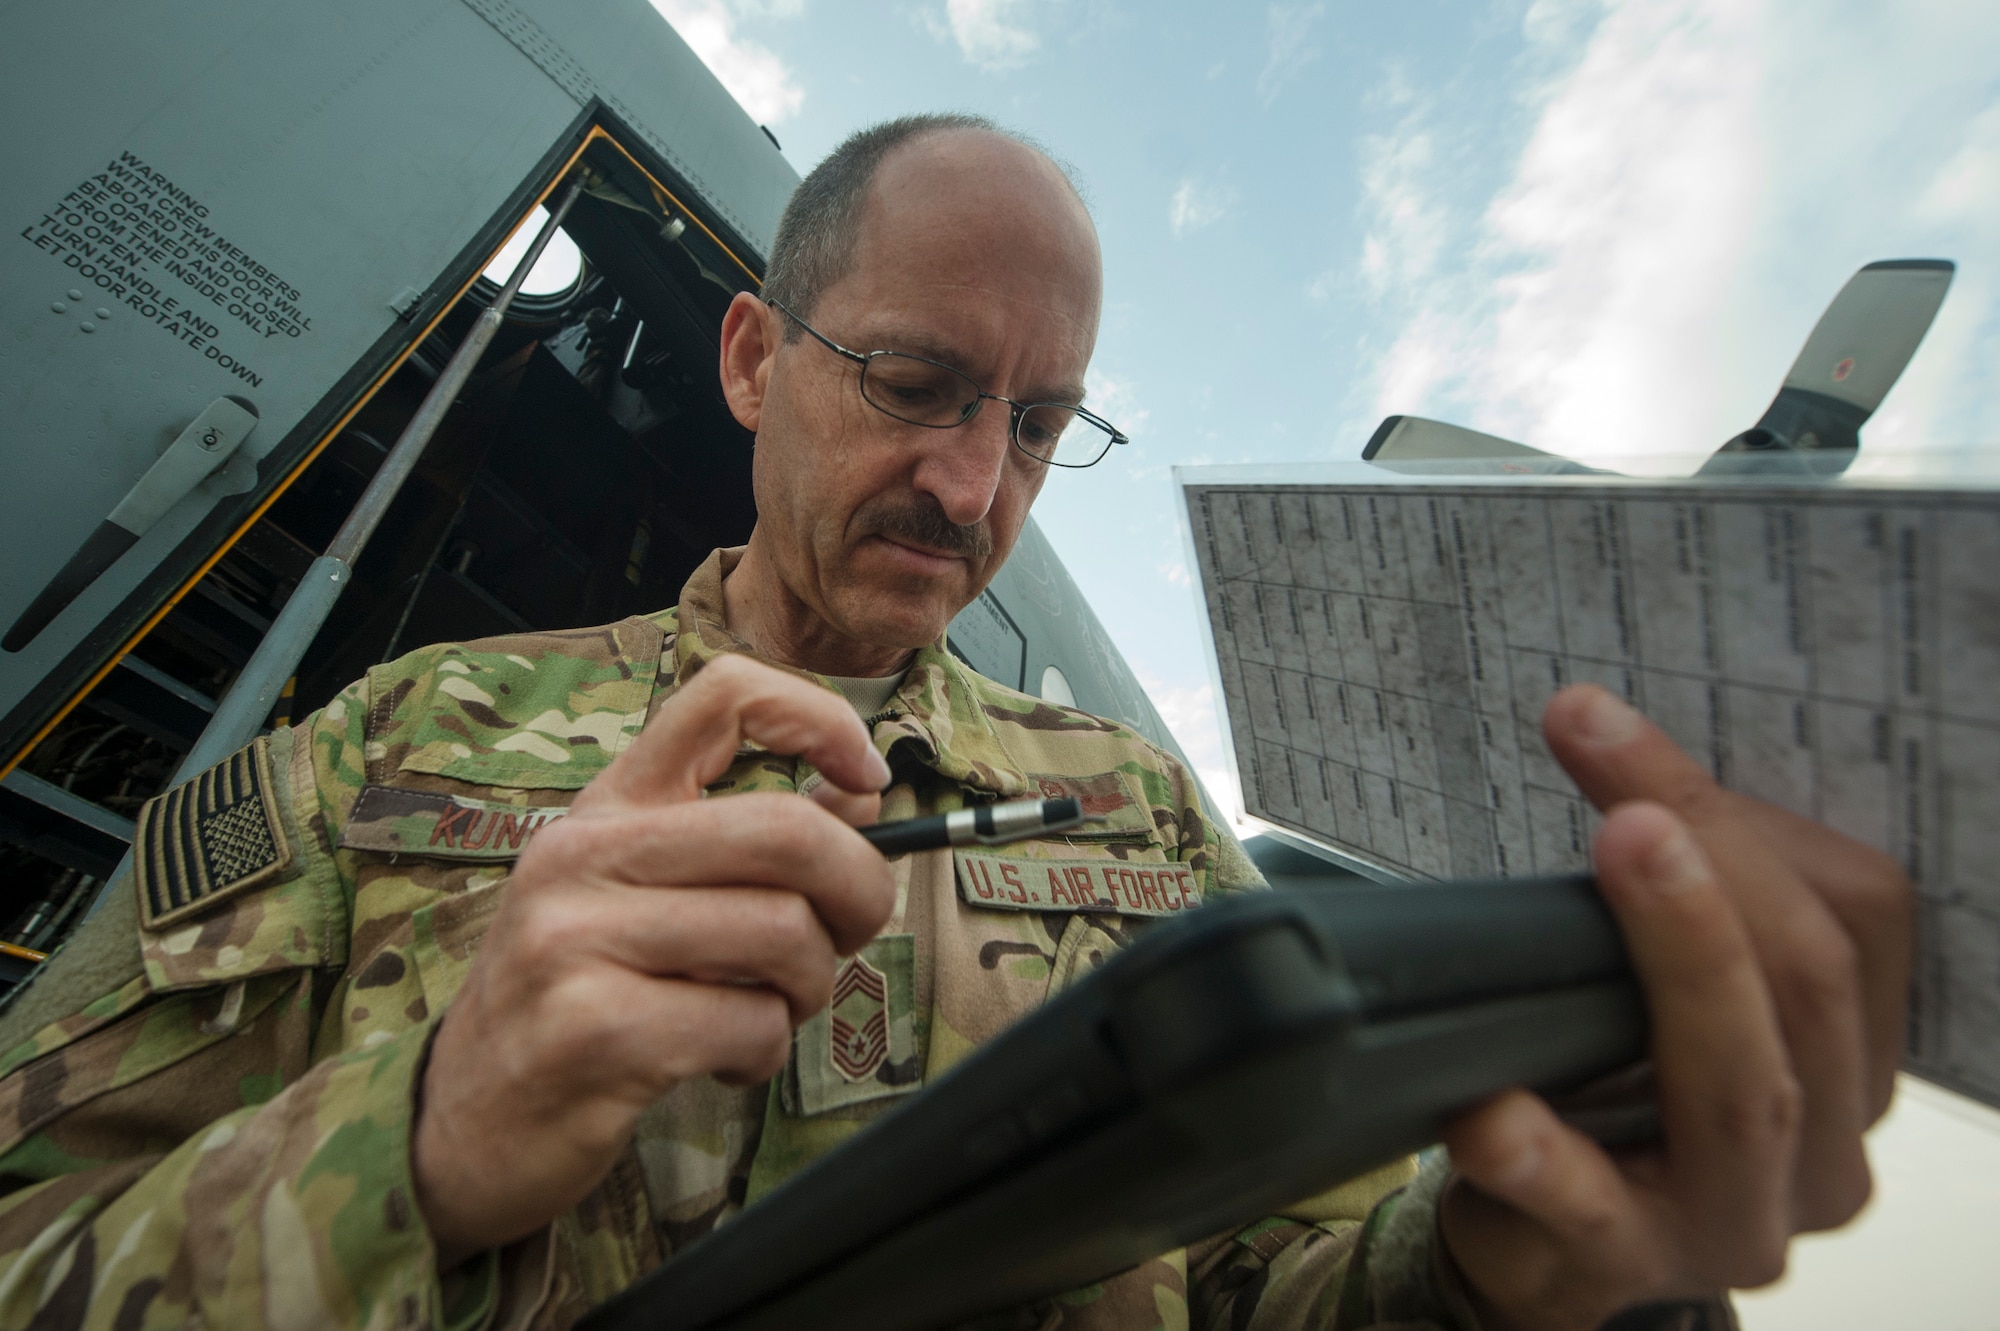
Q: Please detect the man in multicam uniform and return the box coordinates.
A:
[0,114,1911,1331]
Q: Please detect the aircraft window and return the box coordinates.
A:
[478,204,583,297]
[1039,665,1076,707]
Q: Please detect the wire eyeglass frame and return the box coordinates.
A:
[768,298,1128,469]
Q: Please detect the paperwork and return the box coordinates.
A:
[1181,465,2000,1108]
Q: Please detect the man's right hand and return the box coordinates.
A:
[412,654,897,1267]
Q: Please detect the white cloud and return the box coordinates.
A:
[1168,178,1235,236]
[1520,0,1597,49]
[1869,101,2000,455]
[1083,368,1153,479]
[1257,3,1326,107]
[1084,368,1149,437]
[1356,115,1449,297]
[1463,0,1763,459]
[1347,0,2000,469]
[651,0,806,124]
[931,0,1040,70]
[1918,100,2000,226]
[1369,309,1468,429]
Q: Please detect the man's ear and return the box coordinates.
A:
[719,292,780,432]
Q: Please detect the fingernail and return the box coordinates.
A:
[1574,686,1643,747]
[866,750,892,790]
[1500,1136,1543,1190]
[1643,826,1709,895]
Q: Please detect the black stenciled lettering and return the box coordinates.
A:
[1451,509,1484,682]
[20,150,309,383]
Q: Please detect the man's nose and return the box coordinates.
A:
[911,401,1012,528]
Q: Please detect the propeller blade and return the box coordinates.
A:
[1361,415,1608,474]
[1706,258,1954,474]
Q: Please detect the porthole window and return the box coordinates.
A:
[477,204,585,304]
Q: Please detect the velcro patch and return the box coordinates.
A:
[1026,770,1155,840]
[339,786,571,860]
[135,738,295,931]
[828,953,890,1083]
[955,851,1203,918]
[784,933,920,1115]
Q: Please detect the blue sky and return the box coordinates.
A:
[641,0,2000,820]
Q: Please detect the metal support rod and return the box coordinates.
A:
[323,178,585,566]
[173,174,584,781]
[170,557,350,780]
[78,176,587,922]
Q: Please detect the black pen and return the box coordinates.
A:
[860,796,1103,857]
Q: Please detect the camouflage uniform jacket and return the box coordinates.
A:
[0,547,1484,1331]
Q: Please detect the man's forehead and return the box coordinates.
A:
[822,132,1100,396]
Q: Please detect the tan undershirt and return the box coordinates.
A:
[823,669,908,720]
[797,671,909,803]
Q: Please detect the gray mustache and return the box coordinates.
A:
[861,497,993,559]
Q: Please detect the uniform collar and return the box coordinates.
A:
[656,547,1029,798]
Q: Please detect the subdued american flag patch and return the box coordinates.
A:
[134,738,295,931]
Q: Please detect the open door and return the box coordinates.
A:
[0,130,763,971]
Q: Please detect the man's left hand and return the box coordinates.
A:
[1438,683,1912,1330]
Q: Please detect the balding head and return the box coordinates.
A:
[762,114,1095,325]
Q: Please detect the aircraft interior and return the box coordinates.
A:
[0,143,760,957]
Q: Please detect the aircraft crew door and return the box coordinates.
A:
[0,123,776,981]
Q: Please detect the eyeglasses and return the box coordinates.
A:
[768,298,1129,469]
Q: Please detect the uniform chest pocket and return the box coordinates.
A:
[780,933,920,1117]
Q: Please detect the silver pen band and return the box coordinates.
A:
[986,798,1055,840]
[944,807,981,845]
[944,798,1061,846]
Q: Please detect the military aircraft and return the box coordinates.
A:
[0,0,1198,982]
[1362,258,1955,474]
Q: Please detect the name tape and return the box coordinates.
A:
[954,851,1202,918]
[341,785,571,860]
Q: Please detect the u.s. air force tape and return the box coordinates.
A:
[339,786,571,860]
[954,851,1203,917]
[134,738,296,931]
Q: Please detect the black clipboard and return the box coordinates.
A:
[581,876,1644,1331]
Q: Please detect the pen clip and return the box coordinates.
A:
[971,812,1107,846]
